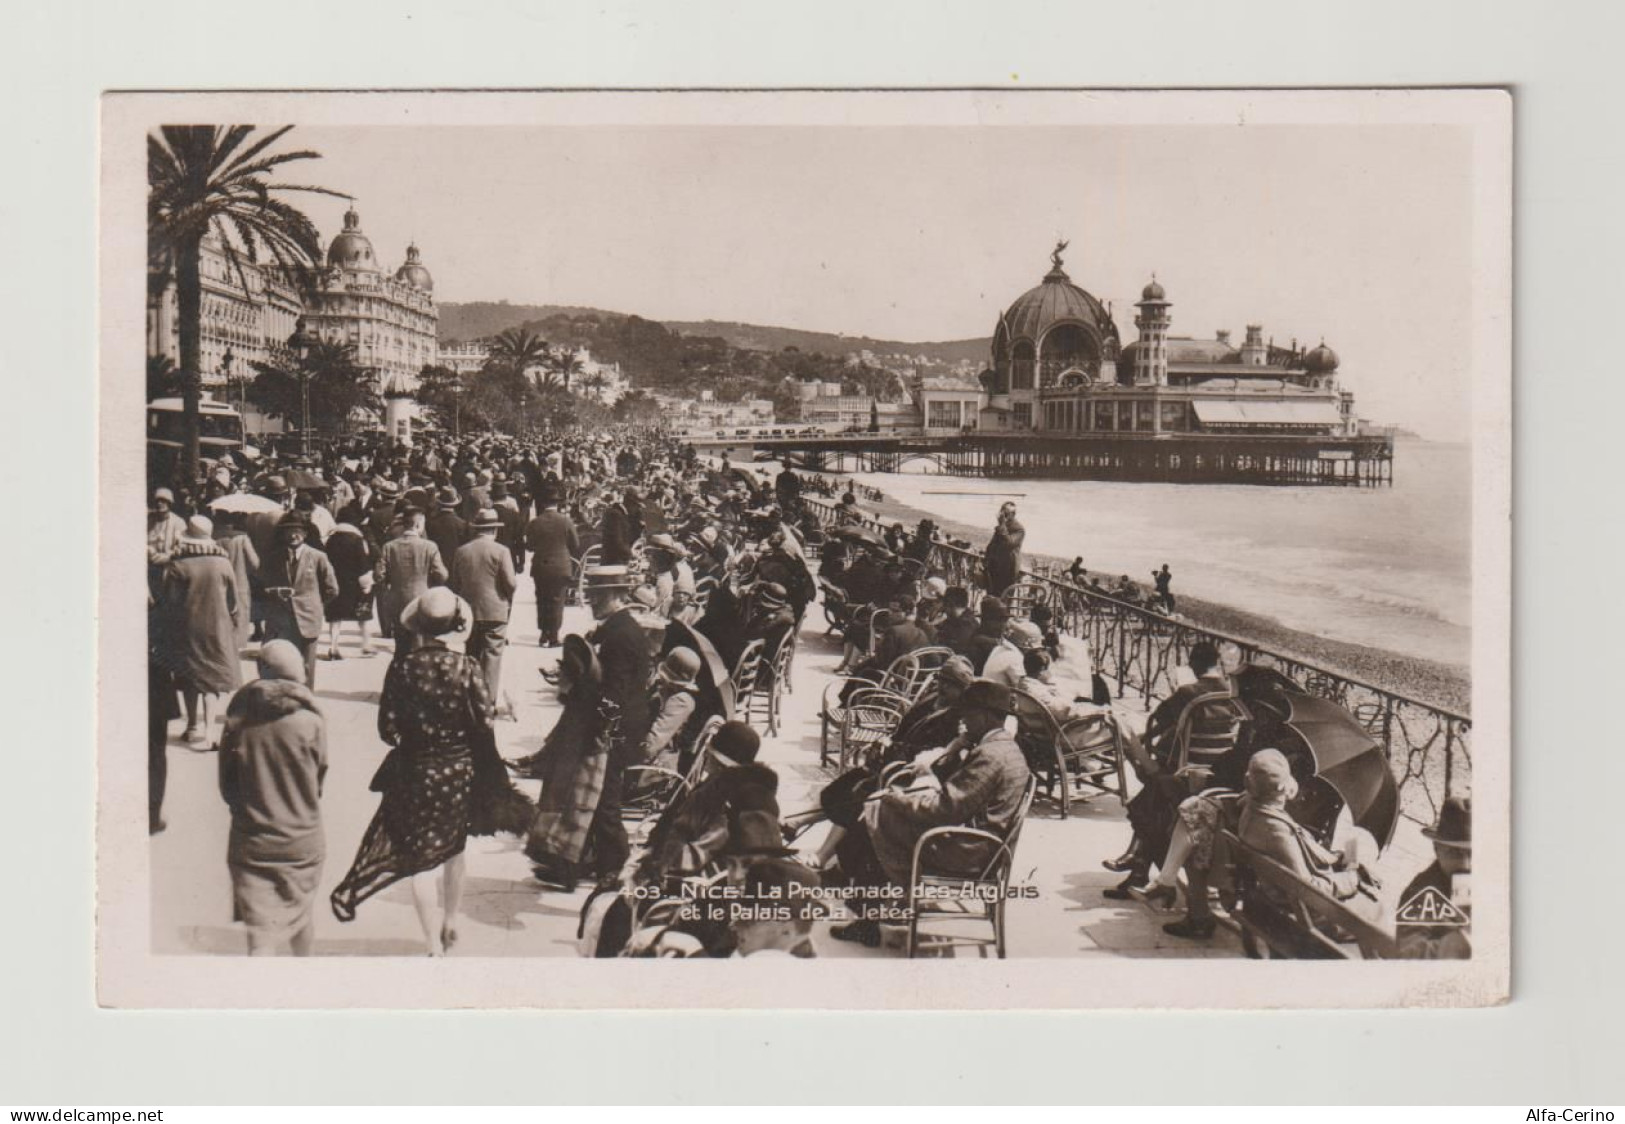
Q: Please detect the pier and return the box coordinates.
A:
[694,431,1395,486]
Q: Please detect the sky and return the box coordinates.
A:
[293,124,1476,439]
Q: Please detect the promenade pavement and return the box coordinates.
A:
[153,575,1267,959]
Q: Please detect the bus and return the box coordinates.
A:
[146,395,246,451]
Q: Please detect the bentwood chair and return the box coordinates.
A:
[905,776,1038,959]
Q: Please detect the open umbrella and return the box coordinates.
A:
[208,492,285,515]
[663,619,735,720]
[1279,694,1400,850]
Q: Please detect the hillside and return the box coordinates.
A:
[438,301,989,362]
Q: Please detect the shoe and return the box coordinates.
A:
[1102,848,1139,873]
[185,727,209,750]
[1134,884,1180,911]
[149,818,167,836]
[530,865,578,893]
[830,919,882,947]
[1162,916,1216,940]
[1102,874,1148,900]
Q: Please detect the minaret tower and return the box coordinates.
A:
[1133,276,1171,386]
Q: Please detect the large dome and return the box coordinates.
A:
[996,247,1118,351]
[394,242,433,292]
[327,206,378,271]
[1303,341,1340,373]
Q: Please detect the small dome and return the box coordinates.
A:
[327,206,378,271]
[1140,277,1167,301]
[394,242,434,292]
[1303,341,1340,373]
[997,248,1117,348]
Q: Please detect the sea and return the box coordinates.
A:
[832,438,1472,669]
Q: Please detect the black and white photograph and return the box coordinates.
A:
[96,88,1510,1008]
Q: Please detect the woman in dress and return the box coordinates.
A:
[330,587,529,955]
[523,635,617,892]
[984,501,1026,599]
[323,521,376,659]
[156,515,242,748]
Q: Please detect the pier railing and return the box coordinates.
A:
[802,497,1470,830]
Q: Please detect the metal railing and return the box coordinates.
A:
[802,496,1470,829]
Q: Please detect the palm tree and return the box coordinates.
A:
[487,328,551,378]
[148,125,343,484]
[246,340,378,435]
[551,350,584,392]
[578,371,609,403]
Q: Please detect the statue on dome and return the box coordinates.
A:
[1051,239,1069,270]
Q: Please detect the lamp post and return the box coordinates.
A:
[220,346,238,415]
[287,317,316,456]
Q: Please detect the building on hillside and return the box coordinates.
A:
[979,243,1358,439]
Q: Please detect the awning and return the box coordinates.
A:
[1191,399,1344,428]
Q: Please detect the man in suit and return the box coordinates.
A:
[260,513,339,688]
[377,507,448,652]
[490,479,526,573]
[425,486,470,568]
[582,564,652,886]
[524,487,578,648]
[831,680,1032,946]
[451,508,518,700]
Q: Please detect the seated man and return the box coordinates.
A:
[831,680,1033,947]
[931,586,977,652]
[958,596,1011,672]
[634,722,780,884]
[1395,796,1472,960]
[1105,641,1245,899]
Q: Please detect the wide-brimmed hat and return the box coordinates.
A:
[922,576,949,599]
[471,507,501,528]
[709,720,761,768]
[656,646,703,692]
[262,475,290,496]
[583,564,635,593]
[399,587,472,637]
[722,810,796,858]
[374,479,401,497]
[274,512,310,535]
[436,486,459,509]
[957,679,1016,717]
[1422,795,1471,848]
[180,515,214,544]
[152,487,175,505]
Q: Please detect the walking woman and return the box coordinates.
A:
[156,515,242,748]
[330,588,530,954]
[984,500,1026,598]
[323,521,377,659]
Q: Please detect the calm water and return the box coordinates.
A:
[841,439,1472,667]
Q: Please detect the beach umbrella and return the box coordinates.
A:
[285,468,324,491]
[1279,694,1400,850]
[664,619,735,720]
[208,492,284,515]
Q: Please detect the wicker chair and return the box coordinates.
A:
[837,686,909,772]
[731,638,770,731]
[877,645,955,702]
[905,776,1039,959]
[572,543,603,606]
[1000,579,1052,621]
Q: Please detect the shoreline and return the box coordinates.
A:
[833,483,1471,714]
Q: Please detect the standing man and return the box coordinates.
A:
[376,507,447,651]
[451,508,518,701]
[490,479,526,573]
[984,500,1025,598]
[524,485,578,648]
[260,513,339,688]
[1153,564,1175,612]
[426,486,470,568]
[582,564,652,887]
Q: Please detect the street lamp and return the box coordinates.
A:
[287,317,316,456]
[220,346,237,414]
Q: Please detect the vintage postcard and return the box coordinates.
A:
[98,88,1510,1007]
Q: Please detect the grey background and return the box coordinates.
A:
[3,0,1618,1104]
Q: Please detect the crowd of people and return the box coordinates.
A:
[146,428,1468,961]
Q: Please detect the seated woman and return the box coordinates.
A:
[634,647,705,774]
[634,722,780,886]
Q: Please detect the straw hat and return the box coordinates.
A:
[583,564,635,593]
[471,507,501,529]
[399,587,472,637]
[1007,620,1045,651]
